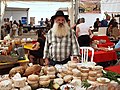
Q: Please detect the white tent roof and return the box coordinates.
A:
[101,0,120,13]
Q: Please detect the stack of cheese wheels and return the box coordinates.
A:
[39,75,50,87]
[53,78,64,90]
[88,66,103,81]
[64,61,77,75]
[88,70,97,81]
[13,77,27,88]
[20,85,32,90]
[53,78,64,86]
[11,88,19,90]
[0,80,12,90]
[72,68,81,79]
[57,72,66,78]
[67,61,77,71]
[27,74,39,89]
[46,66,56,79]
[61,66,68,75]
[70,78,82,87]
[91,66,103,78]
[55,64,67,78]
[79,67,89,81]
[57,65,68,78]
[63,75,73,83]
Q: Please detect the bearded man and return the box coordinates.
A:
[43,10,80,66]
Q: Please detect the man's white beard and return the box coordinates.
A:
[52,22,70,37]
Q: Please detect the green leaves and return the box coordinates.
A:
[81,80,91,89]
[103,70,120,84]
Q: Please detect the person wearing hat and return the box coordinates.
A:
[43,10,80,66]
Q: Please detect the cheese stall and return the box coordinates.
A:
[0,35,119,90]
[0,61,120,90]
[0,34,119,90]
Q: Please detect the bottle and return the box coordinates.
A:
[8,42,13,55]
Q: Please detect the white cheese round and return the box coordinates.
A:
[0,80,12,90]
[13,78,26,88]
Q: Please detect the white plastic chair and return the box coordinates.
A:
[80,47,94,63]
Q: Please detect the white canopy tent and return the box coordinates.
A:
[101,0,120,13]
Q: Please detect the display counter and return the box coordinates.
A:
[0,55,29,69]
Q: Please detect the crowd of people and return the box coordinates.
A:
[1,18,23,39]
[1,10,120,66]
[93,16,120,40]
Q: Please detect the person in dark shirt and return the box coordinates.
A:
[28,30,45,65]
[93,18,101,31]
[101,19,108,27]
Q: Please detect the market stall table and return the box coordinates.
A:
[89,50,117,63]
[92,36,114,47]
[104,65,120,74]
[0,55,29,69]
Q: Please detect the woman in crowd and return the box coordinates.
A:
[76,18,92,46]
[28,30,45,65]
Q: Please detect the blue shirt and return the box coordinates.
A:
[100,20,108,27]
[115,40,120,48]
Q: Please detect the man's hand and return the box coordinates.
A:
[44,58,50,65]
[31,42,40,50]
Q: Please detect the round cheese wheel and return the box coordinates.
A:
[20,85,32,90]
[72,69,81,77]
[67,61,77,68]
[13,78,26,88]
[80,67,89,73]
[0,80,12,90]
[54,78,64,85]
[97,73,103,77]
[39,80,50,86]
[81,73,88,77]
[28,74,39,81]
[63,75,73,83]
[88,76,97,81]
[27,79,38,84]
[91,66,103,70]
[47,74,56,79]
[89,71,97,77]
[39,75,50,81]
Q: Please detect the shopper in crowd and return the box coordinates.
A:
[110,22,120,40]
[72,18,81,32]
[1,25,6,40]
[39,18,44,26]
[18,20,23,36]
[93,18,101,31]
[67,19,71,27]
[107,18,117,36]
[100,18,108,27]
[11,20,18,37]
[28,30,45,65]
[76,18,92,47]
[111,40,120,65]
[5,18,11,35]
[43,10,80,66]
